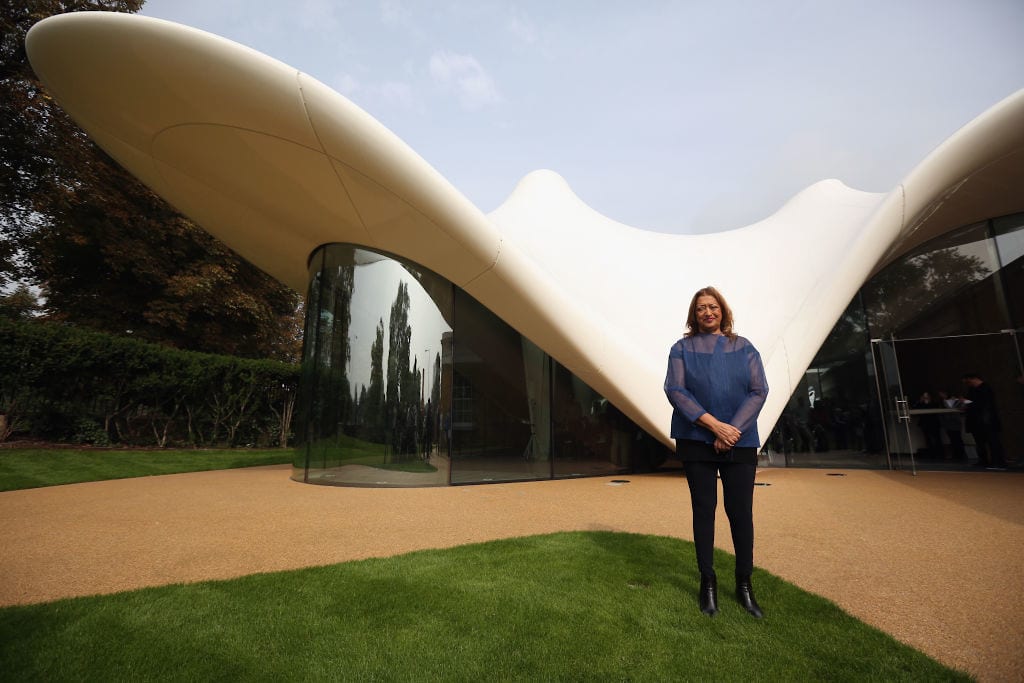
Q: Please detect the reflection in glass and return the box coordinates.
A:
[767,212,1024,471]
[449,290,551,483]
[294,249,326,474]
[552,363,631,478]
[863,221,1005,338]
[296,244,646,486]
[994,213,1024,328]
[765,294,886,468]
[296,246,453,486]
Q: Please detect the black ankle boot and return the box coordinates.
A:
[736,576,763,618]
[699,574,718,616]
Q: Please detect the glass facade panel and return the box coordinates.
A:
[295,245,453,486]
[551,363,629,478]
[863,222,1007,339]
[449,290,552,483]
[883,333,1022,465]
[993,213,1024,328]
[293,250,326,475]
[764,295,886,467]
[302,213,1022,481]
[768,212,1024,470]
[297,243,649,486]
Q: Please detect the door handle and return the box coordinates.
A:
[895,398,911,422]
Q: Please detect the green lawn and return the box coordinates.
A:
[0,447,293,491]
[0,532,967,682]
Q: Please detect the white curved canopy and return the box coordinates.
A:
[26,12,1024,446]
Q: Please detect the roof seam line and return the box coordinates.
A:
[462,238,502,288]
[295,70,377,247]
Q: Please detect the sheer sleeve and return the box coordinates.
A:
[729,345,768,435]
[664,342,708,424]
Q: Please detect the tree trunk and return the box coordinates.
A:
[278,392,295,448]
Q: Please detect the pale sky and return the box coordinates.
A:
[139,0,1023,234]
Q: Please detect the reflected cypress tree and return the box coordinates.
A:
[386,282,413,457]
[355,384,367,430]
[426,352,441,457]
[432,352,441,405]
[366,318,385,442]
[327,267,354,373]
[324,266,355,439]
[296,270,322,449]
[408,355,421,455]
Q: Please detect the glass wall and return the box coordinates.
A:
[295,246,454,486]
[764,294,886,467]
[552,364,636,477]
[765,212,1024,469]
[862,221,1008,339]
[994,213,1024,329]
[448,291,551,483]
[295,244,668,486]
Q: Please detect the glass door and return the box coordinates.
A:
[870,338,916,474]
[871,331,1024,473]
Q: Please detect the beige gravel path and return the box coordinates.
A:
[0,466,1021,681]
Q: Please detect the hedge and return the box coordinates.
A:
[0,318,299,448]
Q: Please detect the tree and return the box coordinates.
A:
[2,1,303,361]
[0,283,42,320]
[365,318,386,442]
[2,1,144,264]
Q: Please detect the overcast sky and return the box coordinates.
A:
[138,0,1023,234]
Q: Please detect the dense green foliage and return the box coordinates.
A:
[2,2,143,251]
[0,447,294,491]
[0,532,968,681]
[0,318,299,447]
[2,1,303,361]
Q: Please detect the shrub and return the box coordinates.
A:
[0,318,299,447]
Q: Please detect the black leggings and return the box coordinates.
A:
[683,459,756,578]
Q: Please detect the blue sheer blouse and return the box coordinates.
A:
[664,333,769,447]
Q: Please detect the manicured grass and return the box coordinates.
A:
[0,447,293,492]
[0,532,968,682]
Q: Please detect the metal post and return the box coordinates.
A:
[869,339,894,471]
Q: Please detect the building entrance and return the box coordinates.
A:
[870,330,1023,472]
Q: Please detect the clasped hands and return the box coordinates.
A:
[697,413,741,453]
[710,420,741,453]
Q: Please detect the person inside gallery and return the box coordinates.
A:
[961,373,1007,470]
[664,286,769,618]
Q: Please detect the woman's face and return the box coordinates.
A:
[694,295,722,334]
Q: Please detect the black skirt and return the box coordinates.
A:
[676,439,758,465]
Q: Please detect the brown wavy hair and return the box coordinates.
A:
[684,286,736,339]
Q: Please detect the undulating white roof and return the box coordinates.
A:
[26,12,1024,445]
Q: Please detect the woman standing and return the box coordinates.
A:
[664,286,769,617]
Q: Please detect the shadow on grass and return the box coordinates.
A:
[0,531,969,682]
